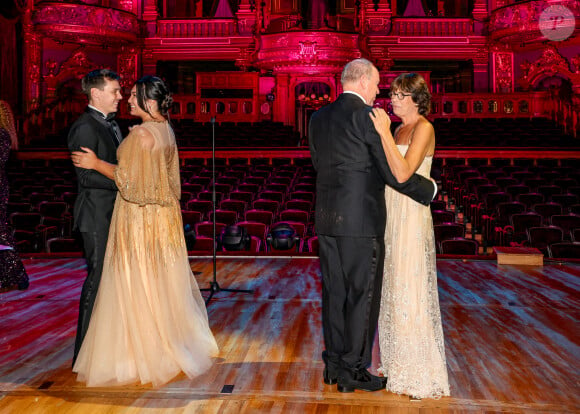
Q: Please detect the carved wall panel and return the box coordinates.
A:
[44,50,97,99]
[118,49,139,91]
[256,32,360,74]
[493,51,514,93]
[518,46,580,111]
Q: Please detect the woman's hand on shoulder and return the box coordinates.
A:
[369,107,391,137]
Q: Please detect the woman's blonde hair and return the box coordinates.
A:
[0,100,18,150]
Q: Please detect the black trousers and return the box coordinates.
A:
[318,235,385,372]
[73,229,108,365]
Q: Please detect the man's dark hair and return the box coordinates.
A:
[81,69,120,98]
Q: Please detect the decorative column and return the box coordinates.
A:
[472,0,487,19]
[117,48,139,117]
[251,0,270,33]
[473,47,490,93]
[142,0,158,37]
[118,47,139,91]
[22,4,41,122]
[273,73,290,125]
[142,49,156,79]
[369,47,393,72]
[141,0,158,76]
[236,0,257,36]
[491,47,514,93]
[572,54,580,116]
[472,0,488,34]
[363,0,392,34]
[235,0,257,71]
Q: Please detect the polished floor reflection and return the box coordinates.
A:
[0,257,578,413]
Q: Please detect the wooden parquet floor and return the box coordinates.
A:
[0,257,578,413]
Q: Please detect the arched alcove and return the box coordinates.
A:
[295,81,331,102]
[534,75,573,102]
[294,81,333,139]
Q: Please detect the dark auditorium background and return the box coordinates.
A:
[1,0,579,256]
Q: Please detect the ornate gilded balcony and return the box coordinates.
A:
[255,31,360,74]
[32,2,139,46]
[489,0,580,45]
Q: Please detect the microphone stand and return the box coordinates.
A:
[200,116,253,305]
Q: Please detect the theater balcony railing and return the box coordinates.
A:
[374,91,578,137]
[168,95,259,124]
[32,2,139,46]
[374,92,551,120]
[156,18,238,37]
[390,17,474,36]
[489,0,580,45]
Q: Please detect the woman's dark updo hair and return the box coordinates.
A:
[135,75,173,117]
[390,73,431,116]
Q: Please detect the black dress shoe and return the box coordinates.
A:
[323,366,337,385]
[366,370,388,387]
[337,368,385,393]
[322,350,338,385]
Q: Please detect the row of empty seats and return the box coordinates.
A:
[5,154,580,258]
[441,160,580,256]
[432,118,578,148]
[32,118,579,149]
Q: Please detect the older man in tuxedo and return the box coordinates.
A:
[309,58,435,392]
[68,69,123,365]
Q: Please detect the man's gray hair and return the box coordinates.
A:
[341,58,375,86]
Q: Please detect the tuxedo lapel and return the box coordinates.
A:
[109,120,122,146]
[86,107,122,148]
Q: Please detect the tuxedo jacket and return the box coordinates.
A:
[309,93,434,238]
[67,108,120,233]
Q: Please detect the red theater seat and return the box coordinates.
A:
[527,226,564,256]
[244,209,274,226]
[440,237,479,255]
[46,237,82,253]
[547,242,580,259]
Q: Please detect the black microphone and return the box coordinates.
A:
[210,117,216,124]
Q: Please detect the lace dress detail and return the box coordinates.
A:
[73,122,218,387]
[378,144,450,399]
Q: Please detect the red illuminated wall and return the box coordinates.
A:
[0,0,578,140]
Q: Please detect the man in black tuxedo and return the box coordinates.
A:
[68,69,123,365]
[309,59,436,392]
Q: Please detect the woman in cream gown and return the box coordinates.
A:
[71,76,218,387]
[370,73,449,399]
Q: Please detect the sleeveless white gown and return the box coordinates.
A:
[378,144,450,399]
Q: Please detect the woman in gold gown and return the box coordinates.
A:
[71,76,218,387]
